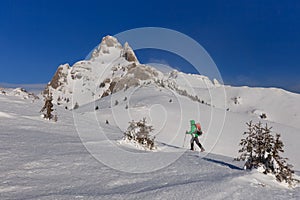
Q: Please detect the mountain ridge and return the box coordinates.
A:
[43,35,300,130]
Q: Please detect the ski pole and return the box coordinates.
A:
[183,131,187,147]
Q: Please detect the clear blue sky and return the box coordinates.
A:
[0,0,299,93]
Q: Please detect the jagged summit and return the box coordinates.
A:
[90,35,122,59]
[89,35,138,63]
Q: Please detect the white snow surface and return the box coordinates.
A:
[0,84,299,199]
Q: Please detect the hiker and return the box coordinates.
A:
[186,120,205,152]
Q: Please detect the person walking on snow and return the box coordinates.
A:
[186,120,205,152]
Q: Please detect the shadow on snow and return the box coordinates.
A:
[202,157,243,170]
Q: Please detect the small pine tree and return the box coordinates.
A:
[73,102,79,109]
[236,121,297,186]
[40,94,54,120]
[123,118,156,150]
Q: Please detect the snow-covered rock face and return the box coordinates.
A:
[122,42,138,62]
[44,35,144,109]
[46,64,70,90]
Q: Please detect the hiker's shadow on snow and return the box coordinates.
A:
[201,157,243,170]
[160,142,181,149]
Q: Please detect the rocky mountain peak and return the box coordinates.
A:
[90,35,122,59]
[101,35,122,48]
[90,35,138,63]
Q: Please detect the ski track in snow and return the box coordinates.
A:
[0,92,300,200]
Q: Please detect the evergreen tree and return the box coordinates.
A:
[236,121,297,186]
[40,94,54,120]
[123,118,155,150]
[73,102,79,109]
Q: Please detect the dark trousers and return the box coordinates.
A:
[190,136,203,150]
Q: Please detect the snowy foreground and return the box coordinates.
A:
[0,86,300,200]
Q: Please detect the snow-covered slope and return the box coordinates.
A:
[166,71,300,130]
[77,84,300,172]
[0,94,299,199]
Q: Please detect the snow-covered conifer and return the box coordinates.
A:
[123,118,155,150]
[40,94,54,120]
[236,121,297,186]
